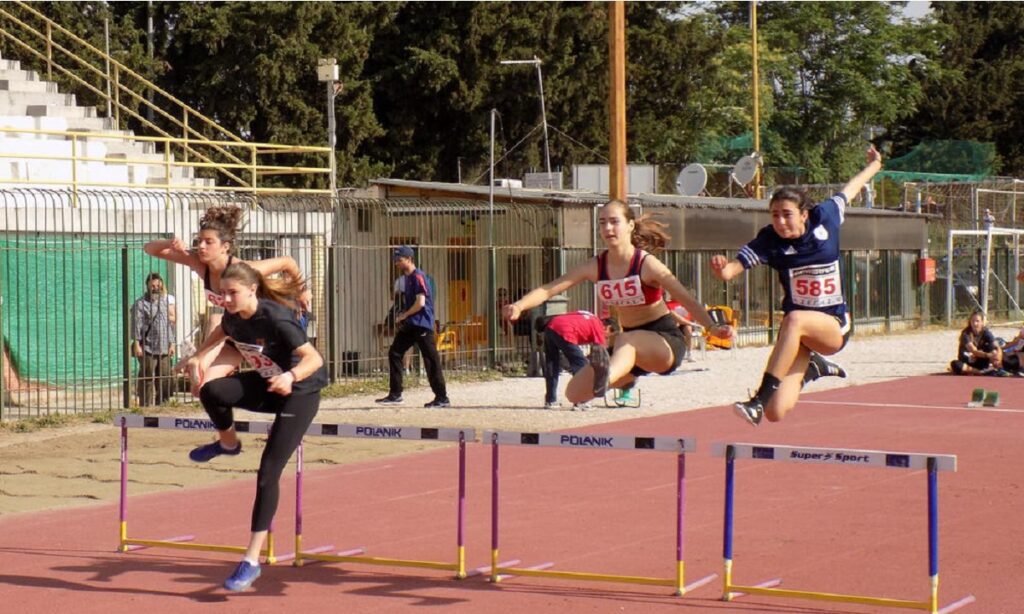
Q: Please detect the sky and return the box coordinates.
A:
[901,1,933,21]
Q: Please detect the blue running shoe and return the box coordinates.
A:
[224,560,261,591]
[189,441,242,463]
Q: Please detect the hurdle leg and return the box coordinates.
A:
[675,451,685,595]
[295,443,305,567]
[456,431,467,579]
[489,433,501,583]
[722,445,736,601]
[118,417,128,552]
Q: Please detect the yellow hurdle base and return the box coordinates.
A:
[726,583,933,611]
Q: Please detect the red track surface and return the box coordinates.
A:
[2,375,1021,613]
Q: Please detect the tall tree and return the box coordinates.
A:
[889,2,1024,176]
[715,1,935,182]
[157,1,393,186]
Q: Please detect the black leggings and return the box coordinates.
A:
[200,371,320,532]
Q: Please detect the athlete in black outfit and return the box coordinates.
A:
[184,260,326,592]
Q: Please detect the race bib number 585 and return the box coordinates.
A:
[233,341,284,379]
[789,261,843,308]
[596,275,645,307]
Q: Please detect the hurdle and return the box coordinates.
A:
[714,442,976,613]
[293,423,475,579]
[116,414,284,562]
[484,430,716,596]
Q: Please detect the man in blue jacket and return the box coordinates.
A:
[376,246,450,407]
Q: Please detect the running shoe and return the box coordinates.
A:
[223,560,261,591]
[543,401,560,410]
[589,345,610,397]
[807,352,847,382]
[375,394,404,404]
[424,397,451,408]
[733,398,764,426]
[571,402,592,412]
[188,441,242,463]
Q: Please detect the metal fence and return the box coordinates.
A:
[2,188,932,418]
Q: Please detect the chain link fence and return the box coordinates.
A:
[1,187,939,418]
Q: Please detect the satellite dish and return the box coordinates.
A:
[731,155,759,187]
[675,163,708,196]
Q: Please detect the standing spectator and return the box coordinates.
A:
[376,246,450,407]
[391,273,414,373]
[130,272,177,406]
[536,310,606,409]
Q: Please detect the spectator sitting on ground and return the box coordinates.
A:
[950,310,1005,375]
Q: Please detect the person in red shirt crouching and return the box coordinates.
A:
[536,311,605,409]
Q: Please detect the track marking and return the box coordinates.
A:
[802,399,1024,414]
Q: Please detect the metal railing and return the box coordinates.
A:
[0,189,937,419]
[0,1,332,194]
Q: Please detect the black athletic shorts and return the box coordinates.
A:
[622,313,687,377]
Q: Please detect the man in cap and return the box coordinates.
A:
[376,246,450,407]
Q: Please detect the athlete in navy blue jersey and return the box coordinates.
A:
[711,145,883,425]
[504,200,732,405]
[182,261,325,592]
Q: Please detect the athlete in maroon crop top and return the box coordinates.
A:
[503,200,732,406]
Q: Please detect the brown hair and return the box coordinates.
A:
[602,200,671,254]
[769,187,815,211]
[198,205,244,251]
[222,261,305,312]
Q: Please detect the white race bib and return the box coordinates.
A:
[596,275,645,307]
[233,341,284,379]
[789,261,843,308]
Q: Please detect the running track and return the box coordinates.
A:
[1,375,1021,613]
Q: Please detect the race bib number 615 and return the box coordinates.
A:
[596,275,645,307]
[789,261,843,308]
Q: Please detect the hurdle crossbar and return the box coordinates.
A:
[116,414,283,562]
[713,442,975,613]
[293,423,475,579]
[485,430,715,596]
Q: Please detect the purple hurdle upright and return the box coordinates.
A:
[486,430,715,596]
[292,424,475,578]
[116,414,279,560]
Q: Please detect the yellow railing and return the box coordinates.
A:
[0,1,332,194]
[0,125,330,203]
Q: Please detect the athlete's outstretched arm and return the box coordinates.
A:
[144,238,198,268]
[710,255,745,282]
[840,145,883,203]
[503,259,597,321]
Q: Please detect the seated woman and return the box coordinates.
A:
[502,200,732,405]
[951,310,1004,375]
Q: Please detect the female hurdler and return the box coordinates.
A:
[183,261,325,591]
[711,146,883,425]
[504,200,732,404]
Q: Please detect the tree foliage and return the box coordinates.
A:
[889,2,1024,176]
[14,1,1024,187]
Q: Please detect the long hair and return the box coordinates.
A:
[221,261,305,312]
[602,200,671,254]
[198,205,244,251]
[769,187,815,211]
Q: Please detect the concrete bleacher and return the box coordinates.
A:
[0,53,213,191]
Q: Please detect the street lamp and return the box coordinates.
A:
[499,56,552,182]
[317,58,340,196]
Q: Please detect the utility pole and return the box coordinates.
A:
[317,58,339,196]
